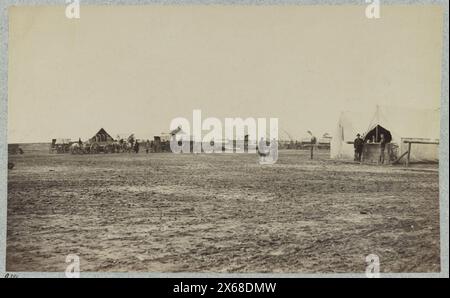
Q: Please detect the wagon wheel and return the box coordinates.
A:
[104,144,112,154]
[90,143,99,154]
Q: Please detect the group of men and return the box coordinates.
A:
[353,133,387,164]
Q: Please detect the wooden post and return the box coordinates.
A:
[387,143,390,164]
[406,142,411,167]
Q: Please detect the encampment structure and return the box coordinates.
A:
[331,105,439,164]
[90,128,114,143]
[87,128,116,153]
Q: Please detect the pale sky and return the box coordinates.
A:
[7,5,443,143]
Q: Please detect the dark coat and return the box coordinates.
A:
[354,138,364,151]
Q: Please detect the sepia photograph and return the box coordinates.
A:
[2,1,448,279]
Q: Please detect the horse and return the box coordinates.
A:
[112,141,121,153]
[70,143,83,154]
[121,142,132,153]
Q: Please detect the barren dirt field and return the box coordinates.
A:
[7,144,440,273]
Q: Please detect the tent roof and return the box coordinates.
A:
[91,128,114,140]
[338,105,439,142]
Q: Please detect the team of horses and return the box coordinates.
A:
[70,140,137,154]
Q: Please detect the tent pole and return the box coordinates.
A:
[376,105,379,141]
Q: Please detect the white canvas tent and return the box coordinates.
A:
[331,105,439,163]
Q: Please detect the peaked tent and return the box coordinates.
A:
[90,128,114,143]
[330,105,439,162]
[363,124,392,143]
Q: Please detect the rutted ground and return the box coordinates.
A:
[6,146,440,272]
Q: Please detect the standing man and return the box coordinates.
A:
[134,139,140,154]
[128,134,135,153]
[145,139,151,154]
[354,133,364,162]
[77,138,83,153]
[307,131,317,160]
[379,133,387,164]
